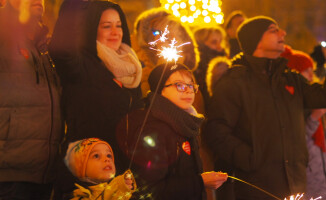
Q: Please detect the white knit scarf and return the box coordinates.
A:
[96,41,142,88]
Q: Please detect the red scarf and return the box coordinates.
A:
[312,118,326,152]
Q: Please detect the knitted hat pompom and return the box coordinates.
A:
[281,45,313,73]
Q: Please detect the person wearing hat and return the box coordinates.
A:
[116,62,228,200]
[224,10,246,58]
[281,45,326,198]
[0,0,63,199]
[64,138,136,200]
[203,16,326,199]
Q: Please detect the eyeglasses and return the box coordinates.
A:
[164,82,199,93]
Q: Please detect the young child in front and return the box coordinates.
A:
[64,138,136,200]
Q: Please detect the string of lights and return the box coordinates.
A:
[160,0,224,25]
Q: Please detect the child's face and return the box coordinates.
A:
[161,71,195,110]
[85,143,116,182]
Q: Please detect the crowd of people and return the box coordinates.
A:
[1,0,326,200]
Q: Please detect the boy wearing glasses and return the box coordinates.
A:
[116,63,227,200]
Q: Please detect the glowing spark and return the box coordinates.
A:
[149,26,169,46]
[149,25,190,63]
[284,193,322,200]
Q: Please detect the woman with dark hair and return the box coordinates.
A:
[49,0,142,199]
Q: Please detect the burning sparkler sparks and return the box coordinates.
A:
[284,193,322,200]
[148,25,190,63]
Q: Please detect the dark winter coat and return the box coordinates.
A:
[228,38,241,59]
[203,54,326,199]
[0,5,63,183]
[116,93,206,200]
[49,0,142,198]
[194,43,226,111]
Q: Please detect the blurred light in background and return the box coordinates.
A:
[160,0,224,25]
[321,41,326,48]
[144,136,156,147]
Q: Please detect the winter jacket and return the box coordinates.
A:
[72,170,136,200]
[194,43,227,112]
[305,115,326,197]
[49,1,142,198]
[228,38,241,59]
[0,5,62,183]
[116,93,206,200]
[203,54,326,199]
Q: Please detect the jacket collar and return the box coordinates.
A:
[147,92,204,139]
[232,53,288,77]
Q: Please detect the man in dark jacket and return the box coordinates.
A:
[203,16,326,200]
[0,0,62,199]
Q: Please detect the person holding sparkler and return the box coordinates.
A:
[49,0,142,199]
[203,16,326,200]
[116,63,228,200]
[64,138,136,200]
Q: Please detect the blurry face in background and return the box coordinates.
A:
[9,0,44,20]
[0,0,6,7]
[204,31,223,52]
[97,9,123,51]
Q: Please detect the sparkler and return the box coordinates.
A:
[148,25,190,63]
[283,194,322,200]
[228,176,282,200]
[229,175,322,200]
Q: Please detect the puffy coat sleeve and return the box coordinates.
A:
[297,73,326,109]
[202,73,256,172]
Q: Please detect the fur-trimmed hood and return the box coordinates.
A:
[133,7,199,71]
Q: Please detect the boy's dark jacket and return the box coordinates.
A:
[116,93,206,200]
[203,53,326,199]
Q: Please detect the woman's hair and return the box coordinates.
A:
[134,8,199,70]
[206,56,231,96]
[82,1,131,56]
[193,26,226,46]
[193,25,228,55]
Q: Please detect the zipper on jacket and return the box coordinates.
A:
[267,59,273,78]
[40,50,55,183]
[31,53,40,84]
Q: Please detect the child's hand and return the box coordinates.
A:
[201,171,228,190]
[124,172,134,190]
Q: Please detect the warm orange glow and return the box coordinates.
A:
[160,0,224,25]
